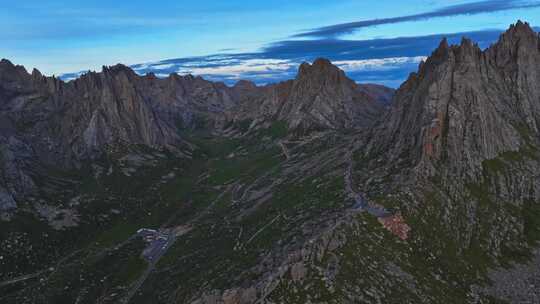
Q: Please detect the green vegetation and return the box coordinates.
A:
[482,157,505,173]
[5,121,540,304]
[523,200,540,246]
[258,121,289,139]
[206,145,282,185]
[116,255,147,284]
[270,266,339,304]
[135,146,346,303]
[236,119,253,133]
[94,221,140,248]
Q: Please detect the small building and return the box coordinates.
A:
[137,228,158,242]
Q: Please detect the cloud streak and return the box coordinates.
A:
[294,0,540,38]
[262,29,503,60]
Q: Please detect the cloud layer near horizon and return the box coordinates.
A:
[61,28,512,87]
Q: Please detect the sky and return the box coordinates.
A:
[1,0,539,87]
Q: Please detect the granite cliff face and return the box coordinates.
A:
[277,58,384,130]
[0,57,387,162]
[344,22,540,302]
[0,61,177,163]
[364,21,540,214]
[0,58,388,208]
[375,21,540,178]
[228,58,386,133]
[0,62,182,209]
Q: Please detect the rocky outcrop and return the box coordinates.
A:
[357,21,540,266]
[1,61,178,164]
[0,134,36,206]
[228,58,385,132]
[277,58,384,130]
[1,58,388,163]
[356,83,395,106]
[0,187,16,212]
[374,21,540,179]
[0,58,390,207]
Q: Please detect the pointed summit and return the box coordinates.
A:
[487,20,539,67]
[312,57,333,67]
[511,20,535,34]
[297,58,339,75]
[295,57,348,86]
[414,37,451,76]
[297,61,312,78]
[496,20,538,48]
[0,58,14,67]
[31,68,43,79]
[0,59,31,81]
[272,57,385,131]
[233,79,257,90]
[438,37,449,50]
[378,21,540,178]
[425,37,449,59]
[460,37,473,47]
[102,63,136,76]
[0,58,19,73]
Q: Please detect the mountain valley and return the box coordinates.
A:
[1,21,540,304]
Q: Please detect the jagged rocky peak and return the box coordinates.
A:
[225,58,390,133]
[0,58,19,70]
[31,68,43,79]
[0,59,31,82]
[0,58,14,69]
[376,21,540,179]
[230,80,259,101]
[486,20,540,71]
[414,36,481,79]
[97,63,141,84]
[296,57,349,84]
[497,20,539,47]
[165,72,216,89]
[102,63,137,75]
[70,64,139,88]
[273,57,385,131]
[233,79,257,90]
[145,71,157,79]
[422,20,538,72]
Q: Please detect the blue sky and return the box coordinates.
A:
[1,0,539,87]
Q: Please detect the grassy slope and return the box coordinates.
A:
[3,123,540,304]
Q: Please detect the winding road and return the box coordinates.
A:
[122,232,176,304]
[345,150,391,218]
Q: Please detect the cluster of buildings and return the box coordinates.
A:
[136,228,170,261]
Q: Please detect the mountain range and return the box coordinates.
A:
[1,21,539,304]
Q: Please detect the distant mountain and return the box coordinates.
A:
[1,21,540,304]
[0,57,390,211]
[226,58,388,133]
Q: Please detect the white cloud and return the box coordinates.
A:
[147,63,175,70]
[155,73,171,78]
[177,59,294,77]
[333,56,426,71]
